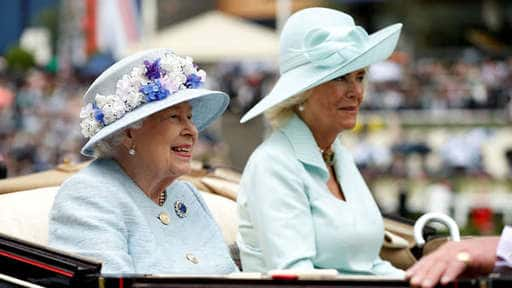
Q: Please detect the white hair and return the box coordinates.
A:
[92,120,143,158]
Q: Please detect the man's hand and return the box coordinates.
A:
[406,237,499,288]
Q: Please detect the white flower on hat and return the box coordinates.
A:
[124,90,144,110]
[196,69,207,82]
[129,66,147,86]
[95,94,127,125]
[171,73,187,88]
[181,57,197,76]
[161,56,183,76]
[80,51,206,138]
[116,75,144,109]
[80,118,101,138]
[79,103,102,138]
[80,102,94,119]
[160,76,180,94]
[116,75,132,93]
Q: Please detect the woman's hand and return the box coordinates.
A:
[406,237,499,288]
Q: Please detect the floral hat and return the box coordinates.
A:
[240,7,402,123]
[80,48,229,157]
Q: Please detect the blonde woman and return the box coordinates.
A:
[237,7,403,276]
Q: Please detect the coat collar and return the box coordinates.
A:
[280,114,345,181]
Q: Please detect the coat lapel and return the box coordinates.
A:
[279,114,329,182]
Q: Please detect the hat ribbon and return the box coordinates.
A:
[281,25,369,73]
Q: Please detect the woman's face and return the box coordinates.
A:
[301,69,366,136]
[130,102,198,178]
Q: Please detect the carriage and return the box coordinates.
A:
[0,161,509,287]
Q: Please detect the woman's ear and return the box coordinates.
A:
[121,128,134,150]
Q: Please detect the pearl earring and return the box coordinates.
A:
[298,104,304,112]
[128,145,136,156]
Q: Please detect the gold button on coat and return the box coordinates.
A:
[158,212,170,225]
[185,253,199,264]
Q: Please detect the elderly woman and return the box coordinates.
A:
[48,49,237,274]
[237,8,403,276]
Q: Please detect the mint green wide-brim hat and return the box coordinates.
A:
[80,48,229,157]
[240,7,402,123]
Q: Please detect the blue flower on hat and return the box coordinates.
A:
[185,74,202,89]
[140,80,170,102]
[80,52,207,139]
[92,103,105,126]
[144,58,162,80]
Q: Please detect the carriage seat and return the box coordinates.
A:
[0,161,421,271]
[0,161,240,249]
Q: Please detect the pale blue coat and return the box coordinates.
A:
[49,159,237,274]
[237,114,403,276]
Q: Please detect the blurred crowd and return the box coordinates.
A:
[215,55,512,114]
[0,70,85,177]
[1,55,512,179]
[365,56,512,111]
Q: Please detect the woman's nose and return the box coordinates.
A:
[346,79,364,98]
[182,118,198,137]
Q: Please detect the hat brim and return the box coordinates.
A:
[81,88,229,157]
[240,23,402,123]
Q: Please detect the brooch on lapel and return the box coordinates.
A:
[174,200,188,218]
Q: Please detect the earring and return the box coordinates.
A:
[128,145,136,156]
[298,104,305,112]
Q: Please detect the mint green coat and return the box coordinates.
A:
[237,114,403,276]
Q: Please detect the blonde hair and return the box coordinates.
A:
[265,69,370,129]
[264,66,372,130]
[264,90,312,129]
